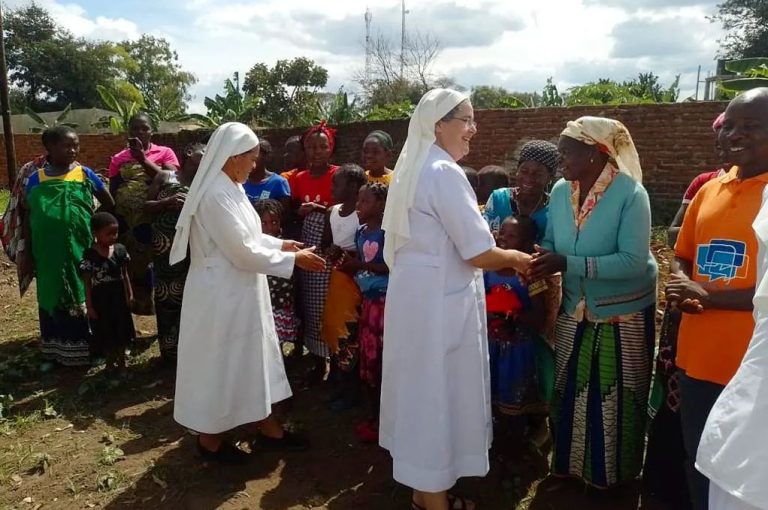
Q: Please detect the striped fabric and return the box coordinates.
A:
[550,305,655,488]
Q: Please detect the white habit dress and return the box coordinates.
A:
[174,171,295,434]
[379,144,496,492]
[697,186,768,510]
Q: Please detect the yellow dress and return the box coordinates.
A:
[366,171,393,186]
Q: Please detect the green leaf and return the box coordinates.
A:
[99,446,125,466]
[97,472,117,491]
[24,107,48,127]
[724,58,768,75]
[720,77,768,91]
[97,85,119,112]
[109,117,122,135]
[55,103,73,123]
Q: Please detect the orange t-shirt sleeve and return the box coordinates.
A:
[675,189,703,263]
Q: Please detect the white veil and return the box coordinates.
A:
[382,88,468,266]
[169,122,259,265]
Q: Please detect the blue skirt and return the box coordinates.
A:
[488,314,547,415]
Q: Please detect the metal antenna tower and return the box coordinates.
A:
[400,0,408,78]
[365,7,372,88]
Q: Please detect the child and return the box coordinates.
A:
[80,212,135,376]
[320,164,366,407]
[485,216,548,423]
[254,199,300,350]
[477,165,509,206]
[243,140,291,211]
[341,183,389,442]
[282,135,306,175]
[362,130,394,186]
[463,166,479,202]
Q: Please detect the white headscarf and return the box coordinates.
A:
[561,116,643,183]
[169,122,259,265]
[382,88,468,266]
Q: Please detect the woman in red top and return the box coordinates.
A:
[292,122,340,377]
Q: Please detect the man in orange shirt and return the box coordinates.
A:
[667,88,768,510]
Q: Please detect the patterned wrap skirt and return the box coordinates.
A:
[359,296,386,387]
[299,211,332,357]
[550,305,655,488]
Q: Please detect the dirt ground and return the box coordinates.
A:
[0,235,673,510]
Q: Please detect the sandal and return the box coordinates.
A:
[448,494,475,510]
[196,438,251,464]
[252,430,310,452]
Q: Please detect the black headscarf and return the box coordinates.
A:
[519,140,559,175]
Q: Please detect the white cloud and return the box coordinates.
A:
[26,0,726,111]
[6,0,141,41]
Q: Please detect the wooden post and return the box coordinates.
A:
[0,5,17,187]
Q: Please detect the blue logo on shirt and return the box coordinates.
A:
[696,239,748,282]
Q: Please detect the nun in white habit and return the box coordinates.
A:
[697,186,768,510]
[169,122,324,463]
[380,89,532,510]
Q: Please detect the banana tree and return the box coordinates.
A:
[314,89,364,125]
[24,103,78,133]
[181,78,261,128]
[720,58,768,92]
[92,85,143,134]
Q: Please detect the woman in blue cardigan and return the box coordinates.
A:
[529,117,658,489]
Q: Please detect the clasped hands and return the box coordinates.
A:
[665,274,706,314]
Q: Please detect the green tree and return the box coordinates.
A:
[4,4,135,111]
[366,77,424,109]
[184,77,260,128]
[119,35,197,120]
[711,0,768,58]
[541,78,564,106]
[243,57,328,127]
[470,86,543,109]
[314,88,364,125]
[364,100,414,121]
[9,88,27,114]
[565,73,679,106]
[4,3,58,109]
[48,39,135,109]
[92,85,143,134]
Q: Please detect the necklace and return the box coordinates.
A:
[512,188,545,216]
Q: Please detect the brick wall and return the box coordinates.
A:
[1,102,728,224]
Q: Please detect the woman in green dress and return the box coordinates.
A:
[109,113,179,315]
[20,126,114,366]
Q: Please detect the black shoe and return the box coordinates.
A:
[253,430,310,452]
[196,438,251,464]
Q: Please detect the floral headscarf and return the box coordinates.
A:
[561,116,642,183]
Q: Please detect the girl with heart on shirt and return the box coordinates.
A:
[341,182,390,443]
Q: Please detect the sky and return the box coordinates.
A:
[5,0,726,113]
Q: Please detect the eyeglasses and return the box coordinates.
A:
[448,116,477,129]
